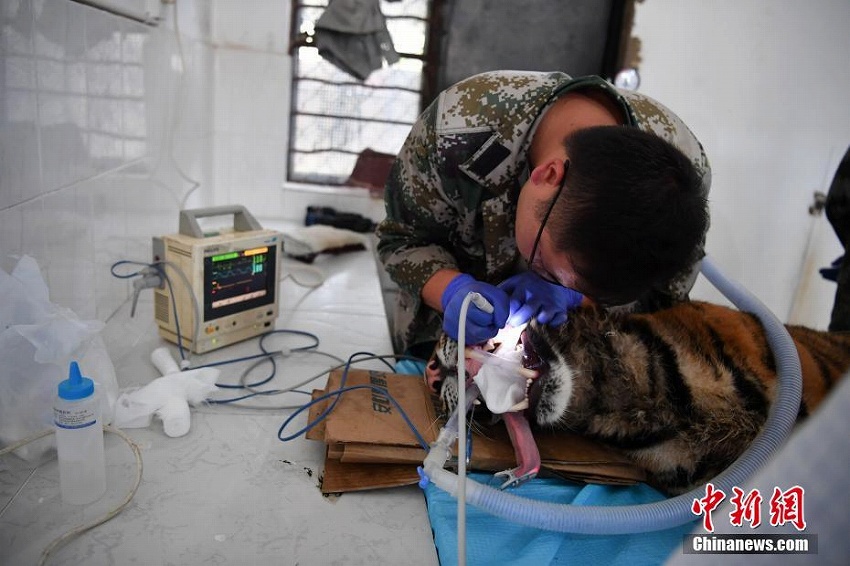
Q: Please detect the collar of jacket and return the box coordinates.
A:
[455,74,709,200]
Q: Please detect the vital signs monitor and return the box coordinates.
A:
[152,205,283,354]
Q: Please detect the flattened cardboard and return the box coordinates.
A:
[320,456,421,493]
[464,420,647,484]
[321,369,439,447]
[309,369,646,493]
[339,442,426,464]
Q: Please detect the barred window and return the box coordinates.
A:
[287,0,433,186]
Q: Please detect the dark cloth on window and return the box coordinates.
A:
[314,0,399,81]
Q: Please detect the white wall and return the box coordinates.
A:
[632,0,850,328]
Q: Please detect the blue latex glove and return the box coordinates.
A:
[498,271,584,327]
[441,274,510,344]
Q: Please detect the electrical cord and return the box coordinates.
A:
[213,353,424,410]
[110,259,201,365]
[277,384,431,450]
[238,348,347,395]
[193,328,321,385]
[276,351,431,450]
[0,426,144,566]
[281,257,327,288]
[168,0,201,209]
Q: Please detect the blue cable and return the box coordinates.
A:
[277,384,430,450]
[109,259,148,279]
[277,351,430,450]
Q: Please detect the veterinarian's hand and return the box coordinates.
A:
[499,271,583,327]
[441,274,510,344]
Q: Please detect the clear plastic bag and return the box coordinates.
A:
[0,255,118,462]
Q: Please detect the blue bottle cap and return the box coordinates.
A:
[58,361,94,400]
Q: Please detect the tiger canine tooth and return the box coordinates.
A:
[509,399,529,412]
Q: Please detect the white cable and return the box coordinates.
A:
[0,426,144,566]
[170,0,201,208]
[456,296,470,566]
[455,291,494,566]
[281,258,326,288]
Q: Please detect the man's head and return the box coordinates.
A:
[516,125,709,306]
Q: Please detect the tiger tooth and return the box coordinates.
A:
[519,367,538,379]
[509,399,529,412]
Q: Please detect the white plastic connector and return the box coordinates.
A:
[469,292,494,314]
[151,346,180,375]
[130,267,164,317]
[280,347,292,358]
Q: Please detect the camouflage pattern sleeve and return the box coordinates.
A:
[375,98,462,351]
[376,99,460,297]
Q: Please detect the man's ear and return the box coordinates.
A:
[529,159,566,189]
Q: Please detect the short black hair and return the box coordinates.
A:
[545,125,709,305]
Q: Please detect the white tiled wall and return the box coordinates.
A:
[0,0,214,322]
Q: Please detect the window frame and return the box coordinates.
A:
[286,0,440,187]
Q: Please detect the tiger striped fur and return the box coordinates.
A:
[430,300,850,494]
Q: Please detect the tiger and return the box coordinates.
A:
[426,300,850,495]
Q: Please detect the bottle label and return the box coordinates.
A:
[54,406,97,430]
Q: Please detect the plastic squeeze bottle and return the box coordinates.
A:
[54,361,106,504]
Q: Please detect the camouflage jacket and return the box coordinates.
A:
[376,71,711,353]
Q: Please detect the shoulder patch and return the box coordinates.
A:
[466,141,511,179]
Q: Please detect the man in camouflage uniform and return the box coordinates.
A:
[377,71,711,356]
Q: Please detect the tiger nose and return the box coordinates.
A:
[425,359,443,394]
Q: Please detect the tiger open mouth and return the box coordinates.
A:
[470,326,548,417]
[520,327,548,420]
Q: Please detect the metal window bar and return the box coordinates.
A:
[287,0,434,186]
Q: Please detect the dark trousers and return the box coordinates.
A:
[826,145,850,331]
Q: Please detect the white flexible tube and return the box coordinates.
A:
[455,292,496,566]
[456,294,470,566]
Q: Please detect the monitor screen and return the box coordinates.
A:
[203,244,277,322]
